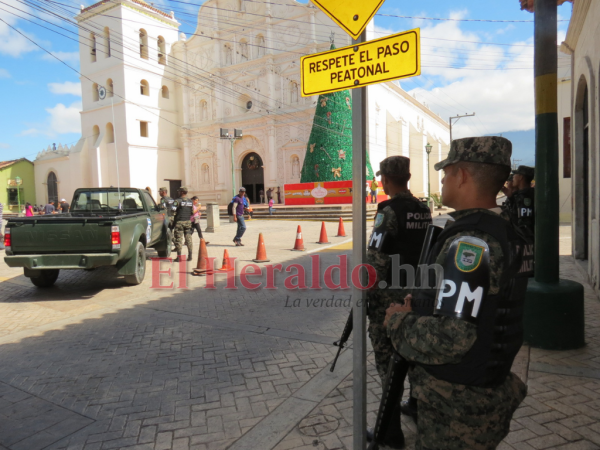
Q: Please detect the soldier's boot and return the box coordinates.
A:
[174,251,182,262]
[187,254,193,261]
[400,397,418,422]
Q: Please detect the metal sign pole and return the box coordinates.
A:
[352,29,367,450]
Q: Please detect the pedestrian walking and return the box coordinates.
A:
[172,186,194,262]
[58,198,70,213]
[268,197,276,215]
[266,187,273,202]
[259,189,265,204]
[232,187,247,246]
[190,196,209,244]
[370,176,379,204]
[25,202,34,217]
[276,187,281,204]
[385,136,530,450]
[365,156,432,449]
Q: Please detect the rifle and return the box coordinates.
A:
[368,224,443,448]
[330,309,353,372]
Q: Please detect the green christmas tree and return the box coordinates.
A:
[300,77,374,183]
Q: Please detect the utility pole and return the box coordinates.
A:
[522,0,584,350]
[449,113,476,142]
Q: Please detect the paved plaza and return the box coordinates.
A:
[0,218,597,450]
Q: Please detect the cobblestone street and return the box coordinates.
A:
[0,219,597,450]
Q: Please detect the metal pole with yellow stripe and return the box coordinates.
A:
[523,0,584,350]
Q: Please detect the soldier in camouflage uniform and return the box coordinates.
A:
[501,165,535,242]
[366,156,431,448]
[172,186,194,262]
[385,137,529,450]
[159,187,177,250]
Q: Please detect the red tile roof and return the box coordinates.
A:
[0,158,32,170]
[519,0,572,13]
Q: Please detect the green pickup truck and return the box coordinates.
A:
[4,188,172,287]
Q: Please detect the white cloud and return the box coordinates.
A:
[0,68,9,78]
[21,101,82,137]
[0,0,37,57]
[0,143,10,149]
[41,51,80,64]
[377,13,535,136]
[48,81,81,96]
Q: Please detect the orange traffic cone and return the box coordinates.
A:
[292,225,306,251]
[335,217,347,237]
[253,233,270,263]
[193,239,213,275]
[317,221,330,244]
[217,249,234,272]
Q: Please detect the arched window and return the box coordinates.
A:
[140,79,149,96]
[161,85,169,99]
[290,81,298,103]
[92,125,100,137]
[256,35,265,58]
[200,100,208,120]
[90,33,97,62]
[104,27,111,57]
[139,29,148,59]
[157,36,166,65]
[47,172,58,204]
[239,39,248,62]
[224,44,232,66]
[107,78,114,97]
[106,123,115,143]
[92,82,99,101]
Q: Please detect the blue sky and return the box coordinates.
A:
[0,0,572,165]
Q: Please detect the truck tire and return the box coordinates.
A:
[124,242,146,285]
[156,228,173,258]
[30,269,60,288]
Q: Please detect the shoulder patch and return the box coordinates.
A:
[455,241,485,272]
[374,213,384,228]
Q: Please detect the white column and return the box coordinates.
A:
[183,131,192,188]
[268,124,277,185]
[401,119,409,157]
[422,133,429,198]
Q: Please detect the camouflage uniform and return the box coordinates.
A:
[173,191,194,255]
[387,137,527,450]
[501,166,535,242]
[367,190,419,381]
[159,188,177,246]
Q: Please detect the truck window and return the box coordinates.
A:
[142,192,157,209]
[72,190,144,212]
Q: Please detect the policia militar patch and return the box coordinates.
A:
[455,241,485,272]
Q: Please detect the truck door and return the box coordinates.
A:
[142,191,163,244]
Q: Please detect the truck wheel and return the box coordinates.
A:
[156,228,173,258]
[30,269,60,288]
[125,242,146,285]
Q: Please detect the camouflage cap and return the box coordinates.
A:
[376,156,410,177]
[178,186,189,192]
[513,165,535,178]
[159,187,167,192]
[434,136,512,171]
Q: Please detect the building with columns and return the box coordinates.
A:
[34,0,449,206]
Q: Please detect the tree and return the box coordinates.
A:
[300,81,374,183]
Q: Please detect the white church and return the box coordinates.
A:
[34,0,450,206]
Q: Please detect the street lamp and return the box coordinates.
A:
[220,128,243,198]
[425,142,432,209]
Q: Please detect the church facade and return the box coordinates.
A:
[34,0,449,205]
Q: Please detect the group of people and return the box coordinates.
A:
[158,186,207,262]
[24,199,70,216]
[366,136,532,450]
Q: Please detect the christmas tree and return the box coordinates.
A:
[300,68,374,183]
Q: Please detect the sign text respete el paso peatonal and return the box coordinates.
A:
[300,29,421,97]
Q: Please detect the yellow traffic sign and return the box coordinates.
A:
[301,29,421,97]
[311,0,385,40]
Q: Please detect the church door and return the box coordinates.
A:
[241,153,264,204]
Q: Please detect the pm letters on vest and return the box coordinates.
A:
[437,280,484,318]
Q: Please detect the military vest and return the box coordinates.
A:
[174,197,193,221]
[368,194,432,283]
[411,211,531,387]
[160,196,176,217]
[504,187,535,242]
